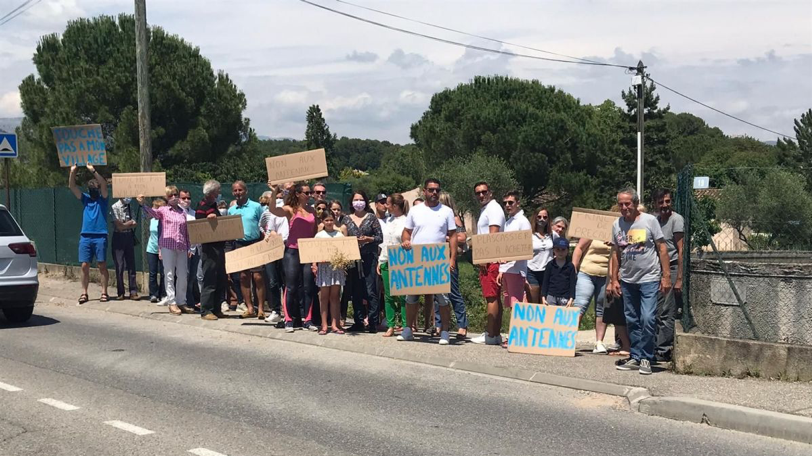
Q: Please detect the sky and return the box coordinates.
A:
[0,0,810,144]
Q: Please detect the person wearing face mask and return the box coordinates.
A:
[137,186,193,316]
[217,200,228,216]
[180,189,202,311]
[526,208,555,304]
[69,164,111,304]
[344,191,383,333]
[110,194,139,301]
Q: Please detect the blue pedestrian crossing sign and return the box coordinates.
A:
[0,133,18,158]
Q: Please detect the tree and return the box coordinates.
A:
[776,108,812,188]
[305,105,337,175]
[434,153,519,216]
[15,14,255,187]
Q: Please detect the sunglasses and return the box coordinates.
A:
[301,191,312,196]
[425,188,441,194]
[475,190,489,196]
[315,190,326,195]
[169,193,179,197]
[503,201,516,206]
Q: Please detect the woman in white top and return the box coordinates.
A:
[527,207,556,304]
[311,211,346,335]
[377,193,409,337]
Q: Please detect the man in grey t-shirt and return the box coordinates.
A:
[654,189,684,361]
[609,187,671,375]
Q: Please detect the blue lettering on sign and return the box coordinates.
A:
[389,247,414,267]
[554,307,578,327]
[512,303,547,323]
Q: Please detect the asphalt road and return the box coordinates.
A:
[0,304,809,456]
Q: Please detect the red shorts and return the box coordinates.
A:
[479,263,501,299]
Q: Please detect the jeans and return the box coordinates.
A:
[348,251,380,328]
[147,252,164,299]
[574,272,607,318]
[434,262,468,329]
[160,247,187,306]
[381,262,407,329]
[186,251,201,306]
[283,247,315,324]
[112,231,138,296]
[264,259,283,314]
[200,243,227,315]
[656,265,680,358]
[621,280,660,362]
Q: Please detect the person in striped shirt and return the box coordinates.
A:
[137,186,193,316]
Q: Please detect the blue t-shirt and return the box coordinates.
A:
[228,199,263,242]
[81,193,109,235]
[147,218,160,254]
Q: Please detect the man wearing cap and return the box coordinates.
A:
[374,193,388,224]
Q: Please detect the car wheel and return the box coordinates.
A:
[2,306,34,323]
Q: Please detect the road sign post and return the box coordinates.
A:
[0,133,19,209]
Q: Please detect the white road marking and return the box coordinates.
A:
[0,382,23,392]
[188,448,229,456]
[38,398,80,411]
[104,420,155,436]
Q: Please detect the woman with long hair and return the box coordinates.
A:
[526,208,554,304]
[267,182,318,332]
[378,193,409,337]
[344,191,383,333]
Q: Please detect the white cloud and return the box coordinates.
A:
[0,91,22,117]
[346,50,378,63]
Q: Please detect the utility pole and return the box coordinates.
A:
[634,60,645,197]
[135,0,152,173]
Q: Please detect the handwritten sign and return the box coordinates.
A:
[298,237,361,263]
[52,124,107,167]
[507,303,580,357]
[265,148,328,185]
[187,215,244,244]
[226,235,285,274]
[569,208,618,243]
[471,230,533,265]
[387,243,451,296]
[112,173,166,198]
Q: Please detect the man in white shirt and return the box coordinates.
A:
[471,181,506,346]
[398,178,458,345]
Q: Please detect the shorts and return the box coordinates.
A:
[233,239,265,273]
[546,295,569,306]
[79,234,107,264]
[478,263,500,299]
[526,269,545,287]
[406,293,450,307]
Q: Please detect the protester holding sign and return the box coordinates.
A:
[227,181,267,320]
[526,208,555,304]
[312,211,347,335]
[397,178,458,346]
[138,186,193,316]
[110,196,139,301]
[497,191,531,309]
[69,164,110,304]
[378,193,409,337]
[471,181,506,346]
[344,191,383,333]
[267,183,318,333]
[195,180,229,321]
[609,188,671,375]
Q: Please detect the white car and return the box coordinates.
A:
[0,204,38,323]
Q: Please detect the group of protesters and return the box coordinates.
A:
[70,164,683,373]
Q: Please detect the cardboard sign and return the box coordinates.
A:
[112,173,166,198]
[387,243,451,296]
[569,208,619,243]
[507,303,580,357]
[225,235,285,274]
[265,148,328,184]
[471,230,533,265]
[187,215,244,244]
[52,124,107,167]
[298,236,362,263]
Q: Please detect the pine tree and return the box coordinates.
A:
[776,109,812,188]
[305,105,337,175]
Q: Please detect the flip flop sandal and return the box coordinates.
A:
[318,330,328,335]
[333,329,345,335]
[100,293,109,303]
[78,294,89,304]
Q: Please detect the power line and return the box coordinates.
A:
[0,0,34,22]
[0,0,40,27]
[298,0,634,69]
[648,76,794,139]
[334,0,614,67]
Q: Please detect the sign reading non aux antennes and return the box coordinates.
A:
[387,243,451,296]
[265,148,328,185]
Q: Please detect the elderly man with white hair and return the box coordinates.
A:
[195,180,229,320]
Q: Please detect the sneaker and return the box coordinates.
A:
[470,332,488,344]
[396,327,415,341]
[639,359,652,375]
[221,302,230,313]
[156,297,169,306]
[615,358,640,371]
[201,313,218,321]
[285,322,294,333]
[593,341,608,354]
[605,342,621,352]
[236,303,247,313]
[304,322,318,332]
[439,331,450,345]
[265,311,282,324]
[150,296,159,303]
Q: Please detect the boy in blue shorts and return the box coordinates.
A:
[69,164,110,303]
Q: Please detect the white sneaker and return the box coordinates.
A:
[156,298,169,306]
[593,341,608,354]
[470,332,488,344]
[220,302,230,313]
[265,311,282,324]
[396,327,415,341]
[236,303,247,313]
[439,331,450,345]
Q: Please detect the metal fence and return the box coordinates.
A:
[7,182,352,272]
[676,165,812,346]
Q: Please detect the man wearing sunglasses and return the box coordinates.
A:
[471,181,506,346]
[313,182,328,203]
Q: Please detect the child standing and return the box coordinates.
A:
[312,211,346,335]
[541,237,577,307]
